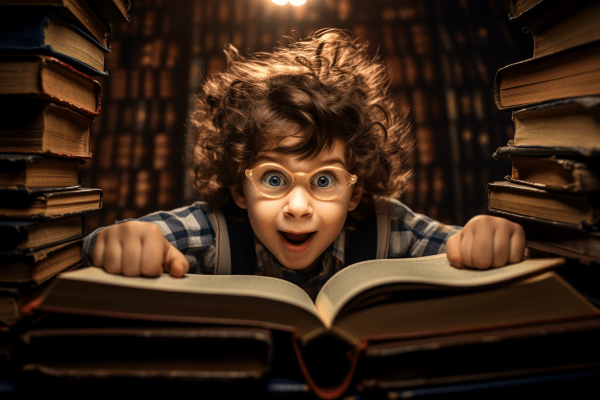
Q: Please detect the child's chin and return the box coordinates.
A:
[280,256,320,275]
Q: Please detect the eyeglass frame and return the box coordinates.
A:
[244,162,358,201]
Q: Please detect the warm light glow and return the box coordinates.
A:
[290,0,307,5]
[271,0,288,5]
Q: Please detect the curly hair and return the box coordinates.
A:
[188,28,414,220]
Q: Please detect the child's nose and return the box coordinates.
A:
[283,186,313,219]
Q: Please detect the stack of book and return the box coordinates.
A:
[488,0,600,265]
[0,0,130,345]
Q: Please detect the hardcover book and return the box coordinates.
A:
[0,0,110,46]
[0,154,82,188]
[16,323,272,380]
[499,152,600,193]
[493,145,600,159]
[358,315,600,391]
[0,55,102,117]
[0,187,102,218]
[526,234,600,264]
[84,0,131,22]
[0,11,110,75]
[0,239,82,285]
[486,180,600,230]
[523,0,600,58]
[509,96,600,148]
[34,254,596,399]
[0,215,85,253]
[0,283,52,326]
[508,0,574,24]
[493,40,600,110]
[0,100,93,158]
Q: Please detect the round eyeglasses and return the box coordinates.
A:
[245,163,358,201]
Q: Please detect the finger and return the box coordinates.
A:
[90,233,106,267]
[445,233,464,269]
[471,229,494,269]
[102,234,123,275]
[121,235,142,277]
[165,244,190,278]
[139,236,165,277]
[492,228,509,268]
[459,228,475,268]
[508,226,526,264]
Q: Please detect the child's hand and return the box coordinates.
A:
[445,215,525,269]
[90,221,190,277]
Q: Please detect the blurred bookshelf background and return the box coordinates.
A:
[81,0,533,232]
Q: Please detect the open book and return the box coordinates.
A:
[35,254,597,399]
[37,254,594,344]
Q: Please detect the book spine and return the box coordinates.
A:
[290,333,368,400]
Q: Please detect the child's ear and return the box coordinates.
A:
[230,185,247,209]
[347,181,364,211]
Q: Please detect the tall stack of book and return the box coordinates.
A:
[0,0,130,347]
[487,0,600,266]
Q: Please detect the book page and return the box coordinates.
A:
[58,267,324,323]
[315,254,565,326]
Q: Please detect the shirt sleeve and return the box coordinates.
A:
[386,198,462,258]
[82,202,217,274]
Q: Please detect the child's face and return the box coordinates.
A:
[230,137,363,274]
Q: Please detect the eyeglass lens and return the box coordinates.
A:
[251,164,351,200]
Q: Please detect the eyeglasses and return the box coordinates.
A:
[245,163,358,201]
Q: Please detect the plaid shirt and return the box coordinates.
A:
[83,198,461,300]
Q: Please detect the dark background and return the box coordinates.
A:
[80,0,533,232]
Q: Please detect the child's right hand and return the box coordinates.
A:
[90,221,190,278]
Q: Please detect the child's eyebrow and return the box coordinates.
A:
[254,154,347,168]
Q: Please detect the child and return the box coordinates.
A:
[85,29,525,300]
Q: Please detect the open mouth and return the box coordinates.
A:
[277,231,317,247]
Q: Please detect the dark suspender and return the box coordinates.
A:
[345,213,378,266]
[223,201,378,274]
[222,201,256,275]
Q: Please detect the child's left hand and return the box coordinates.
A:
[446,215,526,269]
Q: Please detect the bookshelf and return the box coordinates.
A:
[81,0,190,232]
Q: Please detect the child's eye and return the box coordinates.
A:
[311,172,337,189]
[262,172,287,188]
